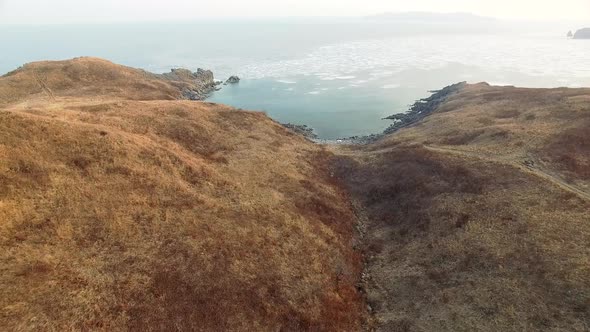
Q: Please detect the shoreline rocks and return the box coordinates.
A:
[383,81,466,135]
[282,123,318,139]
[160,68,241,101]
[161,68,219,101]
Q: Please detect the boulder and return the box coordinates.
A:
[225,76,241,84]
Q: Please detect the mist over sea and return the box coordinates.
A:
[2,17,589,138]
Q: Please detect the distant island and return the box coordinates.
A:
[573,28,590,39]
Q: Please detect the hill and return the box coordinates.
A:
[573,28,590,39]
[2,58,590,331]
[333,83,590,331]
[0,58,364,331]
[0,57,217,106]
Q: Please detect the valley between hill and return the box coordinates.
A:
[1,58,589,331]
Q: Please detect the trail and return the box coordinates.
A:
[328,142,590,201]
[33,71,56,100]
[424,145,590,201]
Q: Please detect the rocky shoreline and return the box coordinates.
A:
[289,82,467,145]
[383,81,466,134]
[192,73,465,144]
[282,123,318,139]
[184,66,465,144]
[160,68,239,101]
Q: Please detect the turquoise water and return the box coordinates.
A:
[2,20,590,139]
[209,75,411,138]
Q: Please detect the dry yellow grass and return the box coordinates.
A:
[333,83,590,331]
[3,58,590,332]
[0,57,207,106]
[0,59,364,331]
[375,83,590,192]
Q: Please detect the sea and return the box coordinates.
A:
[2,17,589,139]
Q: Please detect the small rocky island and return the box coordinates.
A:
[573,28,590,39]
[225,76,241,84]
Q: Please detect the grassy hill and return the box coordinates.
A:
[333,83,590,331]
[0,58,364,331]
[2,58,589,331]
[0,57,215,106]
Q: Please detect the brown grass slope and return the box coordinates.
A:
[333,83,590,331]
[0,57,207,106]
[0,59,364,331]
[377,83,590,192]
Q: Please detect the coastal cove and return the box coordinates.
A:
[207,61,590,139]
[2,57,589,331]
[3,3,590,330]
[4,22,590,139]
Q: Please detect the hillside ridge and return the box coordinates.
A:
[0,58,365,331]
[0,57,221,106]
[1,57,590,331]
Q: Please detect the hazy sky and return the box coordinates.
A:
[0,0,589,24]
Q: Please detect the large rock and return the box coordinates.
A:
[573,28,590,39]
[225,76,240,84]
[161,68,217,100]
[163,68,215,86]
[194,68,215,85]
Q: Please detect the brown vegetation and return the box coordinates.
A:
[332,83,590,331]
[0,59,364,331]
[3,58,590,332]
[0,57,209,106]
[374,82,590,191]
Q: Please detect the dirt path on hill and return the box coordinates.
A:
[33,71,56,100]
[327,143,590,202]
[424,145,590,202]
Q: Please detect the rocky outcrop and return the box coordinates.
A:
[573,28,590,39]
[383,81,466,135]
[159,69,242,100]
[160,68,219,101]
[282,123,318,139]
[225,76,240,84]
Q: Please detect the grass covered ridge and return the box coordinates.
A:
[2,58,590,332]
[333,83,590,331]
[0,59,364,331]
